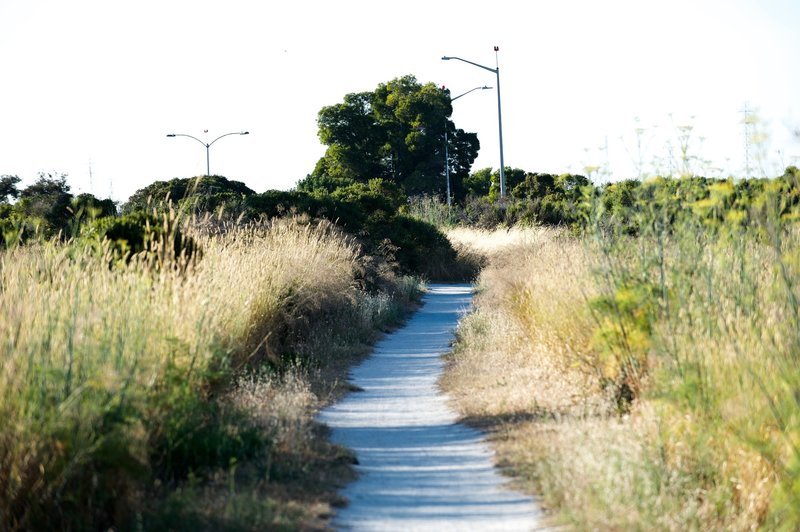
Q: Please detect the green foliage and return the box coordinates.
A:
[452,169,592,229]
[82,211,200,264]
[508,172,590,225]
[295,171,357,194]
[581,174,800,528]
[463,167,492,197]
[330,179,406,214]
[245,180,471,280]
[404,195,460,228]
[0,173,117,246]
[0,203,21,248]
[489,167,527,201]
[461,195,509,228]
[0,174,21,202]
[590,171,800,237]
[122,175,255,215]
[13,172,74,237]
[457,166,800,236]
[147,366,266,483]
[312,75,479,198]
[366,212,468,281]
[11,380,151,530]
[588,279,659,409]
[72,193,118,219]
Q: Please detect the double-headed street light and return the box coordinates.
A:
[444,85,492,207]
[442,46,507,198]
[166,130,249,176]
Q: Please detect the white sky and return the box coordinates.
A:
[1,0,798,203]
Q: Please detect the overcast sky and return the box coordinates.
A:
[1,0,798,202]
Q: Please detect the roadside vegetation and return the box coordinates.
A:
[443,167,800,530]
[0,73,487,529]
[0,170,473,529]
[0,212,429,529]
[3,69,798,529]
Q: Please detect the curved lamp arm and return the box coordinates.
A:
[208,131,249,148]
[166,131,249,176]
[166,133,207,147]
[451,85,492,102]
[441,56,497,74]
[442,49,506,198]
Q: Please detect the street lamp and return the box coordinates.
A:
[166,130,249,176]
[442,46,507,198]
[444,85,492,207]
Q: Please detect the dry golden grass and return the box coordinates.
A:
[0,217,418,529]
[443,226,604,419]
[443,227,605,527]
[446,226,548,256]
[442,225,784,530]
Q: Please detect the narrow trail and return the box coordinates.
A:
[318,284,544,531]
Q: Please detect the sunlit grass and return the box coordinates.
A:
[0,217,415,529]
[444,216,799,530]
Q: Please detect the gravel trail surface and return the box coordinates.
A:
[318,284,544,531]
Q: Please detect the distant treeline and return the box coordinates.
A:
[3,166,798,275]
[410,165,800,232]
[0,173,476,281]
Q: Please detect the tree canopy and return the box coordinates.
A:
[0,175,21,203]
[303,75,480,200]
[0,172,117,242]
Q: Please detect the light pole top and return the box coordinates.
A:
[450,85,492,102]
[166,131,249,147]
[441,55,497,74]
[166,130,250,176]
[441,47,506,198]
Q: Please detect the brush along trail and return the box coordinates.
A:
[318,284,544,531]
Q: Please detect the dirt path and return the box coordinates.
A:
[317,284,544,531]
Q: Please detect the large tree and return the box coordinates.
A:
[15,172,74,234]
[307,75,480,199]
[0,175,21,203]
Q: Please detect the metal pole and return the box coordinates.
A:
[444,85,491,206]
[441,49,507,199]
[494,47,506,199]
[444,128,451,207]
[166,131,249,177]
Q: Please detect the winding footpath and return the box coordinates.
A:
[318,284,545,531]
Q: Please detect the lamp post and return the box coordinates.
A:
[444,85,492,207]
[166,130,249,176]
[442,46,506,198]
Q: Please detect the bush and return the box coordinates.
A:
[122,175,255,216]
[82,212,200,264]
[246,184,470,280]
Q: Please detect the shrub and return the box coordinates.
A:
[82,211,200,264]
[246,186,469,280]
[122,175,255,216]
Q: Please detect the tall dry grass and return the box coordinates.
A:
[443,226,602,419]
[444,220,798,530]
[0,217,417,529]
